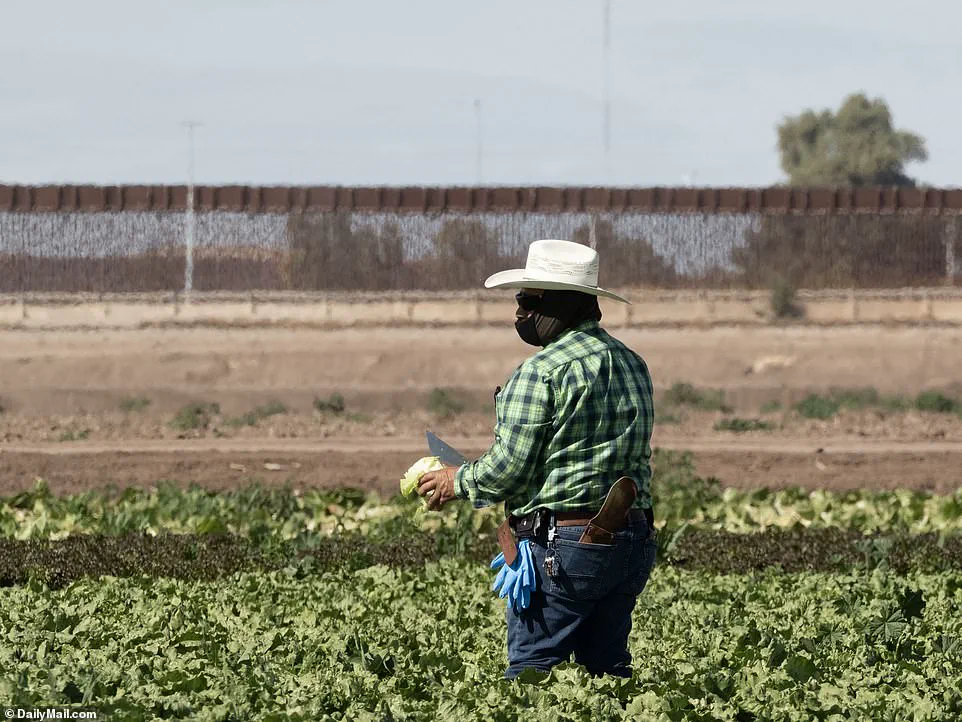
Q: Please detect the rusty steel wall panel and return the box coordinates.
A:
[399,187,426,211]
[262,187,291,212]
[472,187,490,212]
[13,186,33,211]
[426,187,447,212]
[2,184,961,214]
[104,186,124,211]
[195,186,215,210]
[534,187,564,212]
[563,187,584,212]
[34,186,61,211]
[218,186,247,212]
[584,187,611,211]
[61,185,79,211]
[304,186,336,211]
[124,185,151,211]
[807,188,835,212]
[898,188,924,211]
[446,187,471,211]
[291,187,308,211]
[353,187,381,211]
[945,189,962,211]
[150,185,170,211]
[169,186,188,210]
[490,187,519,210]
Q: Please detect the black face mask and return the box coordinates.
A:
[514,290,601,347]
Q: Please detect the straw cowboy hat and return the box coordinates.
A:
[484,239,630,304]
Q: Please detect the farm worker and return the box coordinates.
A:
[417,239,657,679]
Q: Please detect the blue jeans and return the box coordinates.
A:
[504,514,657,679]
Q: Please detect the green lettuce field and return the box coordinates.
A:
[3,452,962,720]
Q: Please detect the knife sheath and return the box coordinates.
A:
[578,477,638,545]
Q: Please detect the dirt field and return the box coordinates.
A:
[1,325,961,495]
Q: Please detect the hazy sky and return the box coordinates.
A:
[3,0,960,187]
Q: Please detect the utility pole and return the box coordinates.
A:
[182,120,202,301]
[602,0,612,185]
[474,98,483,185]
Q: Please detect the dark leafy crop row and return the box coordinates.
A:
[7,527,962,588]
[666,527,962,573]
[0,533,443,589]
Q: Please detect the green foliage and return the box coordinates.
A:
[119,396,151,413]
[793,388,909,419]
[915,391,959,414]
[760,400,783,413]
[777,92,927,186]
[313,393,345,414]
[225,400,288,428]
[427,387,466,418]
[3,454,962,717]
[169,402,220,431]
[57,430,90,442]
[9,455,962,541]
[2,567,962,718]
[663,382,732,413]
[654,409,683,425]
[714,417,774,433]
[771,276,803,319]
[345,412,373,423]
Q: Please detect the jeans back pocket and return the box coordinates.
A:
[549,538,623,601]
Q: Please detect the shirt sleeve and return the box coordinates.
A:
[454,362,553,508]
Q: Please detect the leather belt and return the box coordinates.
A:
[497,478,651,564]
[552,509,648,527]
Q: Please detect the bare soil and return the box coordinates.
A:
[2,438,961,496]
[1,325,960,495]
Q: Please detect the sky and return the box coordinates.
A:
[2,0,960,187]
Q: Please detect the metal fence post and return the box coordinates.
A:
[182,121,201,301]
[947,216,958,286]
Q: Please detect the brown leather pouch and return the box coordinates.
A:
[497,517,518,566]
[578,477,638,545]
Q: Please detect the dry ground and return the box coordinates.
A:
[1,325,961,495]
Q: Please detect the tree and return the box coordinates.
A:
[777,93,927,187]
[734,93,941,289]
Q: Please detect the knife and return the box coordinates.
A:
[426,430,468,467]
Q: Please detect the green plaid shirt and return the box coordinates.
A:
[454,320,654,517]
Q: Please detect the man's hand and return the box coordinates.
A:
[417,465,461,510]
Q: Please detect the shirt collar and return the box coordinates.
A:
[544,319,600,347]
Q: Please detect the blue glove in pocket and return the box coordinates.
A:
[489,539,537,612]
